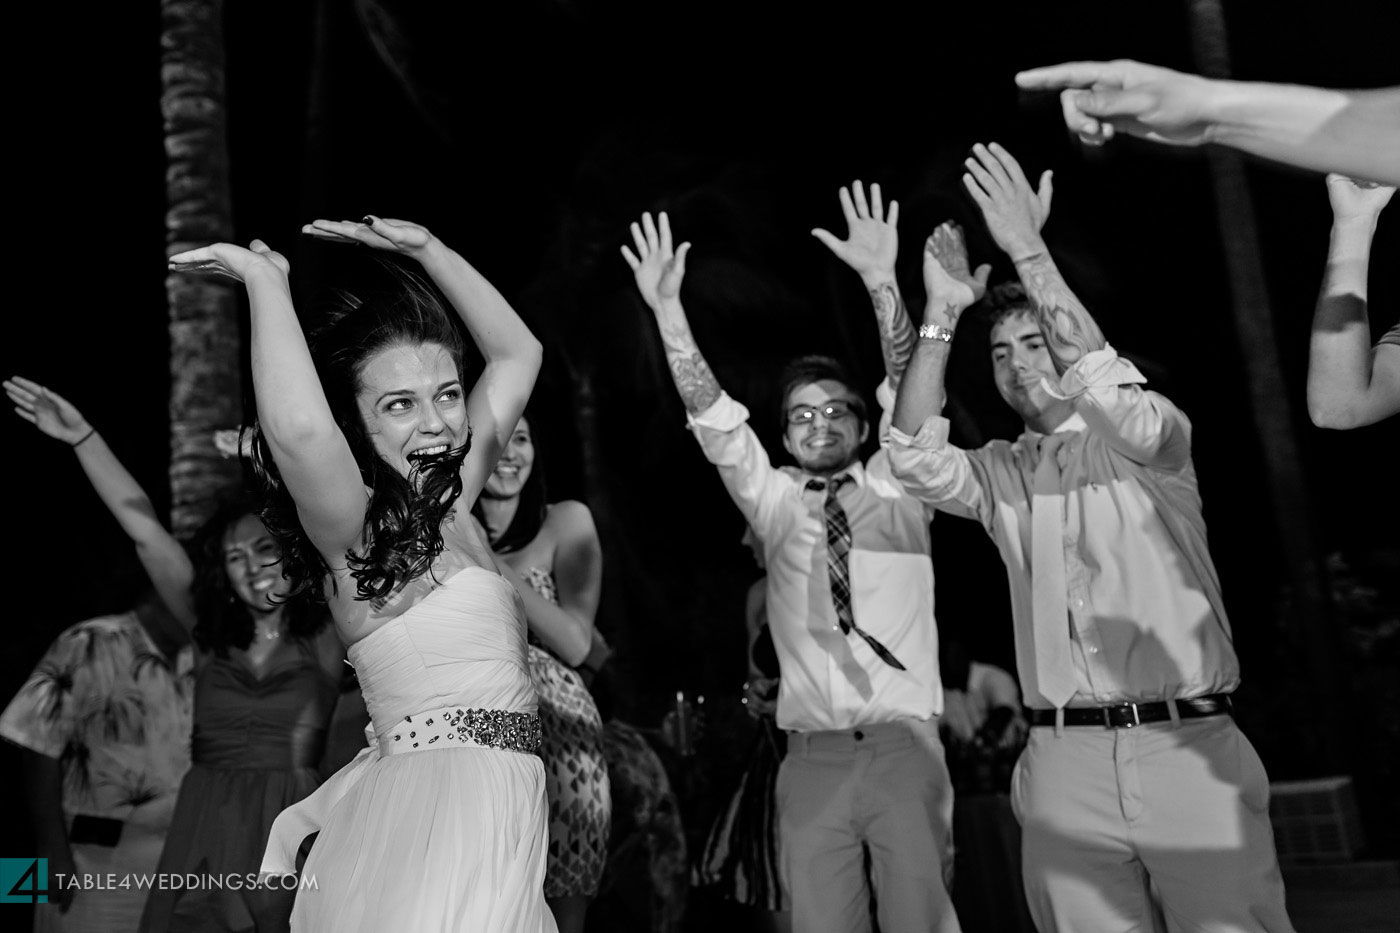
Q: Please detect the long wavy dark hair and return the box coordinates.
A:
[191,495,326,655]
[470,410,547,555]
[252,262,471,604]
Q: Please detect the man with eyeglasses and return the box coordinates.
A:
[623,183,963,933]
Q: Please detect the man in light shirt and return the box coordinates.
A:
[888,142,1294,932]
[623,185,963,933]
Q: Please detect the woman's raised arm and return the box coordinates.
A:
[169,240,367,562]
[5,376,196,628]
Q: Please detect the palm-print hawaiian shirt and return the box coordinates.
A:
[0,613,194,820]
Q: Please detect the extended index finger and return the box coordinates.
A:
[1015,61,1123,90]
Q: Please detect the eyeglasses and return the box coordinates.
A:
[786,399,860,426]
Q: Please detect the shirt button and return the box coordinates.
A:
[853,730,864,741]
[833,625,841,631]
[1074,599,1085,609]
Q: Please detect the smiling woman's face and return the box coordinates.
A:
[484,417,535,500]
[355,341,468,479]
[223,513,289,613]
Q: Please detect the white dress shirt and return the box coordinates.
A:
[888,347,1240,709]
[688,380,944,732]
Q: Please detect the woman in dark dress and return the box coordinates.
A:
[138,498,340,933]
[3,375,340,933]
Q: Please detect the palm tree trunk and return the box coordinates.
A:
[161,0,241,540]
[1185,0,1346,770]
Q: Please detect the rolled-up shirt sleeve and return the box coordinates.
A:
[887,416,989,525]
[1045,344,1191,471]
[688,392,792,538]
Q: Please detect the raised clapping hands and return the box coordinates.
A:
[1016,60,1219,147]
[302,215,437,258]
[168,239,290,283]
[621,211,690,313]
[963,143,1053,263]
[5,376,92,444]
[923,223,991,323]
[811,180,899,281]
[1326,173,1395,221]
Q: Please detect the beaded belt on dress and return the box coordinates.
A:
[380,707,541,755]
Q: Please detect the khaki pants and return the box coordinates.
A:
[1013,715,1294,933]
[778,717,960,933]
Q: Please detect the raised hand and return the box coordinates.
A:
[1326,173,1396,221]
[1016,59,1219,147]
[811,181,899,281]
[302,215,435,258]
[5,376,93,445]
[621,211,691,313]
[168,239,290,283]
[922,223,991,322]
[963,143,1054,262]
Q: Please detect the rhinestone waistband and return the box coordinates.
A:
[379,707,541,756]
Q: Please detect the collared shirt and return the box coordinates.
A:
[688,380,943,732]
[1,613,195,821]
[888,346,1240,709]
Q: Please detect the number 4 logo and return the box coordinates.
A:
[1,858,49,904]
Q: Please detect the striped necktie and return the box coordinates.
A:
[807,477,907,671]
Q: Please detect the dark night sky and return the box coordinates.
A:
[3,1,1398,830]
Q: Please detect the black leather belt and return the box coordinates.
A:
[1029,694,1232,729]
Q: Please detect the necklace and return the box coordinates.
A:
[257,626,282,642]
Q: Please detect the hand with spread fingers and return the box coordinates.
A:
[5,376,93,445]
[168,238,290,284]
[621,210,691,314]
[302,215,436,259]
[811,180,900,283]
[922,223,991,325]
[963,142,1054,263]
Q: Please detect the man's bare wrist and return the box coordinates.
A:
[1010,245,1050,266]
[861,268,897,289]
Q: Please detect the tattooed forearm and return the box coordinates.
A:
[668,354,723,412]
[1014,252,1106,373]
[869,281,916,384]
[657,315,723,412]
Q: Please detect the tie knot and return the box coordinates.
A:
[806,475,852,494]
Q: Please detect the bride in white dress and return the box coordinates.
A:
[170,216,556,932]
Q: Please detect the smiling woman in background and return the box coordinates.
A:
[2,377,340,933]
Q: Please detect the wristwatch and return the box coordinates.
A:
[918,323,955,342]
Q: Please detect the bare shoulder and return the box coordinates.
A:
[543,500,598,541]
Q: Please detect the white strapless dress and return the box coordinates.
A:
[261,567,557,932]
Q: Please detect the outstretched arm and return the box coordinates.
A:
[302,217,542,509]
[4,377,195,628]
[1016,60,1400,185]
[812,180,915,385]
[892,225,991,434]
[169,241,367,561]
[621,211,722,413]
[1307,175,1400,428]
[623,211,792,535]
[964,142,1103,374]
